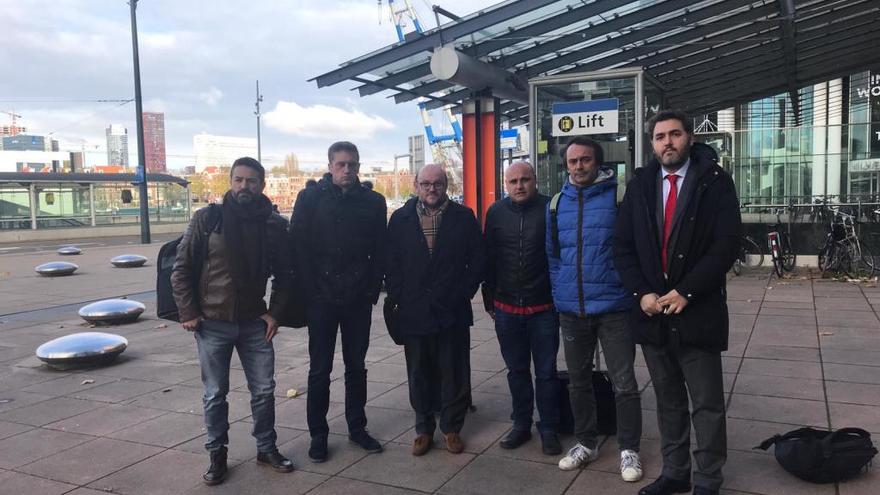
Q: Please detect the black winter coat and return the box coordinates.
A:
[386,198,485,336]
[289,174,387,306]
[613,143,741,352]
[483,194,553,312]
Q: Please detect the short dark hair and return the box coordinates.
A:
[647,110,693,138]
[560,137,604,166]
[327,141,359,164]
[230,157,265,182]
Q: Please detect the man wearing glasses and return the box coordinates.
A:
[386,164,484,456]
[289,141,387,463]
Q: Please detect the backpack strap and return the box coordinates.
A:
[549,192,562,258]
[191,204,222,292]
[755,427,820,450]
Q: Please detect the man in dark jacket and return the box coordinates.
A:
[386,163,484,457]
[289,141,387,462]
[483,161,561,455]
[172,157,294,485]
[613,110,741,495]
[548,137,643,481]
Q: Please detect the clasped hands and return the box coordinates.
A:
[640,290,688,317]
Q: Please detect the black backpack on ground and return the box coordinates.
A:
[156,204,221,321]
[558,347,617,436]
[756,427,877,483]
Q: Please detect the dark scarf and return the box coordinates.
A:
[221,190,272,290]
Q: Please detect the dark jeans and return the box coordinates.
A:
[404,327,470,435]
[559,311,641,452]
[494,308,561,434]
[641,343,727,491]
[306,301,372,437]
[195,318,277,453]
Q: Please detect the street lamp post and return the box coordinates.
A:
[255,80,263,163]
[129,0,150,244]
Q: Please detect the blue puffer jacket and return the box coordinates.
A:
[546,168,631,316]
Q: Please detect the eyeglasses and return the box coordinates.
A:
[418,181,446,190]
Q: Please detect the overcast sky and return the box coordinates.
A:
[2,0,500,171]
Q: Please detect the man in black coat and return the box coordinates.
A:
[386,164,484,457]
[613,110,741,495]
[482,161,561,456]
[289,141,387,462]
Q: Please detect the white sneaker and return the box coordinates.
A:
[620,449,643,482]
[558,443,598,471]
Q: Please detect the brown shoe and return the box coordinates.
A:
[444,432,464,454]
[412,434,433,456]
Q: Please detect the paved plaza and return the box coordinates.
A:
[0,242,878,495]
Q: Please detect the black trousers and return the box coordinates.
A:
[641,343,727,491]
[404,327,470,435]
[306,301,372,437]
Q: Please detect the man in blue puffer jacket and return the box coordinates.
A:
[547,136,642,483]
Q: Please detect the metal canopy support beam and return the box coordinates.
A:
[777,0,800,123]
[356,0,635,97]
[311,0,559,88]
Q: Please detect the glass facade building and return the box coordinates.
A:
[0,173,190,230]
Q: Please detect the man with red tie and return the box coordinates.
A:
[613,110,741,495]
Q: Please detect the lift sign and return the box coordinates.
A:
[551,98,619,137]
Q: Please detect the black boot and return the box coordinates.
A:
[203,446,228,485]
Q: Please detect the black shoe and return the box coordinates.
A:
[500,429,531,450]
[203,446,227,485]
[308,434,328,463]
[349,430,383,453]
[638,476,691,495]
[256,449,294,473]
[540,431,562,456]
[692,487,719,495]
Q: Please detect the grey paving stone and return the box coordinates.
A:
[483,429,576,466]
[20,373,116,396]
[564,469,638,494]
[365,383,412,411]
[727,394,828,428]
[725,418,804,455]
[184,461,327,495]
[822,348,880,367]
[340,442,473,492]
[0,366,59,392]
[439,454,576,495]
[0,396,101,426]
[748,327,818,348]
[274,397,344,431]
[328,405,412,441]
[739,357,823,379]
[0,419,32,441]
[126,384,203,414]
[817,311,879,328]
[830,402,880,434]
[45,403,166,436]
[733,373,824,401]
[826,381,880,406]
[723,449,834,495]
[328,378,397,403]
[108,411,205,448]
[823,363,880,385]
[174,421,304,461]
[0,469,77,495]
[818,327,880,351]
[280,432,369,476]
[19,438,163,485]
[69,378,166,403]
[359,362,408,384]
[0,427,93,469]
[87,448,206,495]
[838,465,880,495]
[743,345,820,362]
[306,477,422,495]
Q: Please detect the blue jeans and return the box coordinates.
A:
[195,318,277,453]
[559,311,641,452]
[494,308,561,434]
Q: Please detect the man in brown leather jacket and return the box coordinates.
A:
[172,157,294,485]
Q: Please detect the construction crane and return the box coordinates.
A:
[380,0,463,189]
[1,110,24,136]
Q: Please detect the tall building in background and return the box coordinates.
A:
[143,112,166,173]
[408,134,425,174]
[283,153,300,175]
[105,124,129,168]
[193,133,257,172]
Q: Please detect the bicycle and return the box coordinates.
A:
[732,235,763,276]
[767,205,796,277]
[818,207,876,279]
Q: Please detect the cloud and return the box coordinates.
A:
[264,101,394,139]
[198,87,223,106]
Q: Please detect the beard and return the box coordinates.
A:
[658,144,691,170]
[233,190,254,205]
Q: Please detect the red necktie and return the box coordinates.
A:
[662,174,679,273]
